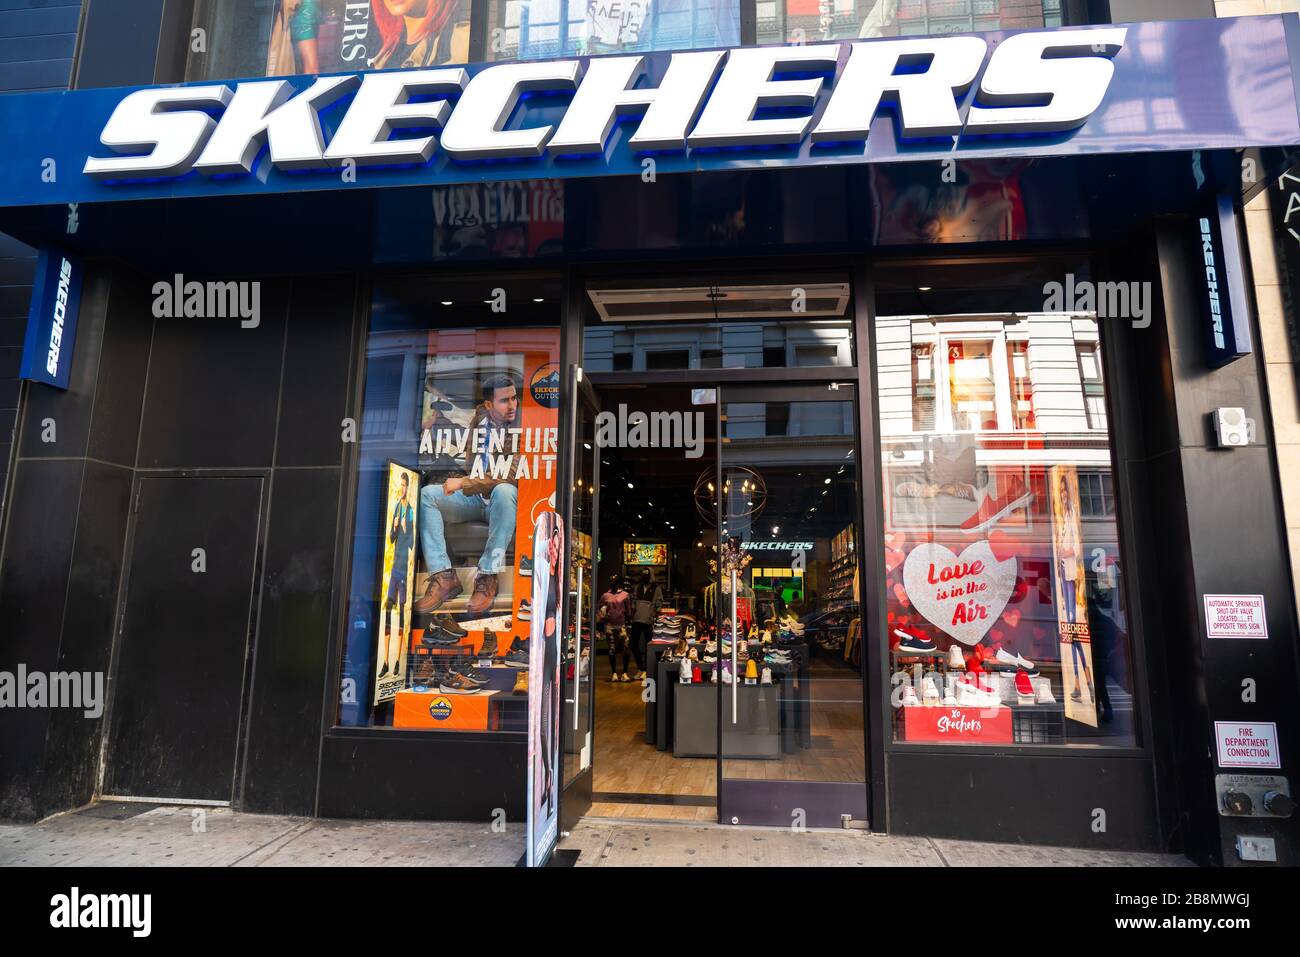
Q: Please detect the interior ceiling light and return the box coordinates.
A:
[440,300,453,306]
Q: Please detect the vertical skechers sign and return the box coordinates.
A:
[20,248,82,390]
[1199,195,1253,367]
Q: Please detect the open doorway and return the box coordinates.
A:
[588,385,719,821]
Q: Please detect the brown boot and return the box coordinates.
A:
[414,569,462,614]
[466,572,500,615]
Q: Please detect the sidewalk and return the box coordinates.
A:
[0,804,1193,867]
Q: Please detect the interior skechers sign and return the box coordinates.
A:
[83,29,1127,182]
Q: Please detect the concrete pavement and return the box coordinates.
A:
[0,804,1193,867]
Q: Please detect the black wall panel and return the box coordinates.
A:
[0,457,83,819]
[241,466,341,816]
[277,275,357,468]
[888,751,1162,850]
[38,460,133,813]
[135,281,289,469]
[317,734,528,821]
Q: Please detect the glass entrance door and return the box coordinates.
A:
[715,382,868,828]
[559,366,598,831]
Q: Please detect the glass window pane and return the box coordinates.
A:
[341,275,562,730]
[584,279,852,371]
[875,265,1136,749]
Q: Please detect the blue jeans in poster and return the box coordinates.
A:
[419,482,517,574]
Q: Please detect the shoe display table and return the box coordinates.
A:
[645,643,810,756]
[673,683,781,759]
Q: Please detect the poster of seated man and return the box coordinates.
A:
[415,370,521,623]
[403,331,560,678]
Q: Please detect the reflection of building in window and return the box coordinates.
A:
[753,0,1063,45]
[911,343,935,431]
[1077,470,1115,519]
[583,320,852,371]
[488,0,740,61]
[1006,339,1035,430]
[947,339,997,431]
[881,313,1099,436]
[1077,342,1107,430]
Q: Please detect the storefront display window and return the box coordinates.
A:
[188,0,738,80]
[341,276,562,730]
[875,263,1136,748]
[752,0,1063,46]
[485,0,740,61]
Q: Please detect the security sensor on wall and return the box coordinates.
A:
[1213,408,1252,448]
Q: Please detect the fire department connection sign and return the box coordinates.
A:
[1203,594,1268,640]
[1214,721,1281,769]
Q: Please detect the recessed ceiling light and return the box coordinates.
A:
[919,286,932,292]
[533,297,544,303]
[824,478,831,484]
[440,300,453,306]
[627,482,634,489]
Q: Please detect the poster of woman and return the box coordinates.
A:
[265,1,469,76]
[375,461,419,705]
[1049,464,1097,728]
[526,510,563,866]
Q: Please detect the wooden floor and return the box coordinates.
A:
[588,652,866,822]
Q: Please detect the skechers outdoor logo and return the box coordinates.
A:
[430,696,453,720]
[529,363,560,409]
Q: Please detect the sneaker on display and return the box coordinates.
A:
[948,645,966,669]
[1035,679,1057,704]
[894,627,937,654]
[1014,670,1036,703]
[692,665,703,684]
[901,685,921,708]
[958,475,1033,533]
[621,673,632,683]
[711,666,719,684]
[610,672,621,683]
[519,554,533,577]
[745,659,758,682]
[995,648,1033,671]
[679,658,692,684]
[721,662,733,684]
[761,666,773,685]
[941,686,958,706]
[921,676,941,706]
[438,672,484,695]
[504,639,530,668]
[512,672,528,695]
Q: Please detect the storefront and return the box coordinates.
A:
[1,4,1298,866]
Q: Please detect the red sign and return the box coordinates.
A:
[903,706,1013,744]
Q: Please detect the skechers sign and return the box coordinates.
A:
[83,30,1129,183]
[20,248,82,390]
[0,16,1296,207]
[1199,194,1253,367]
